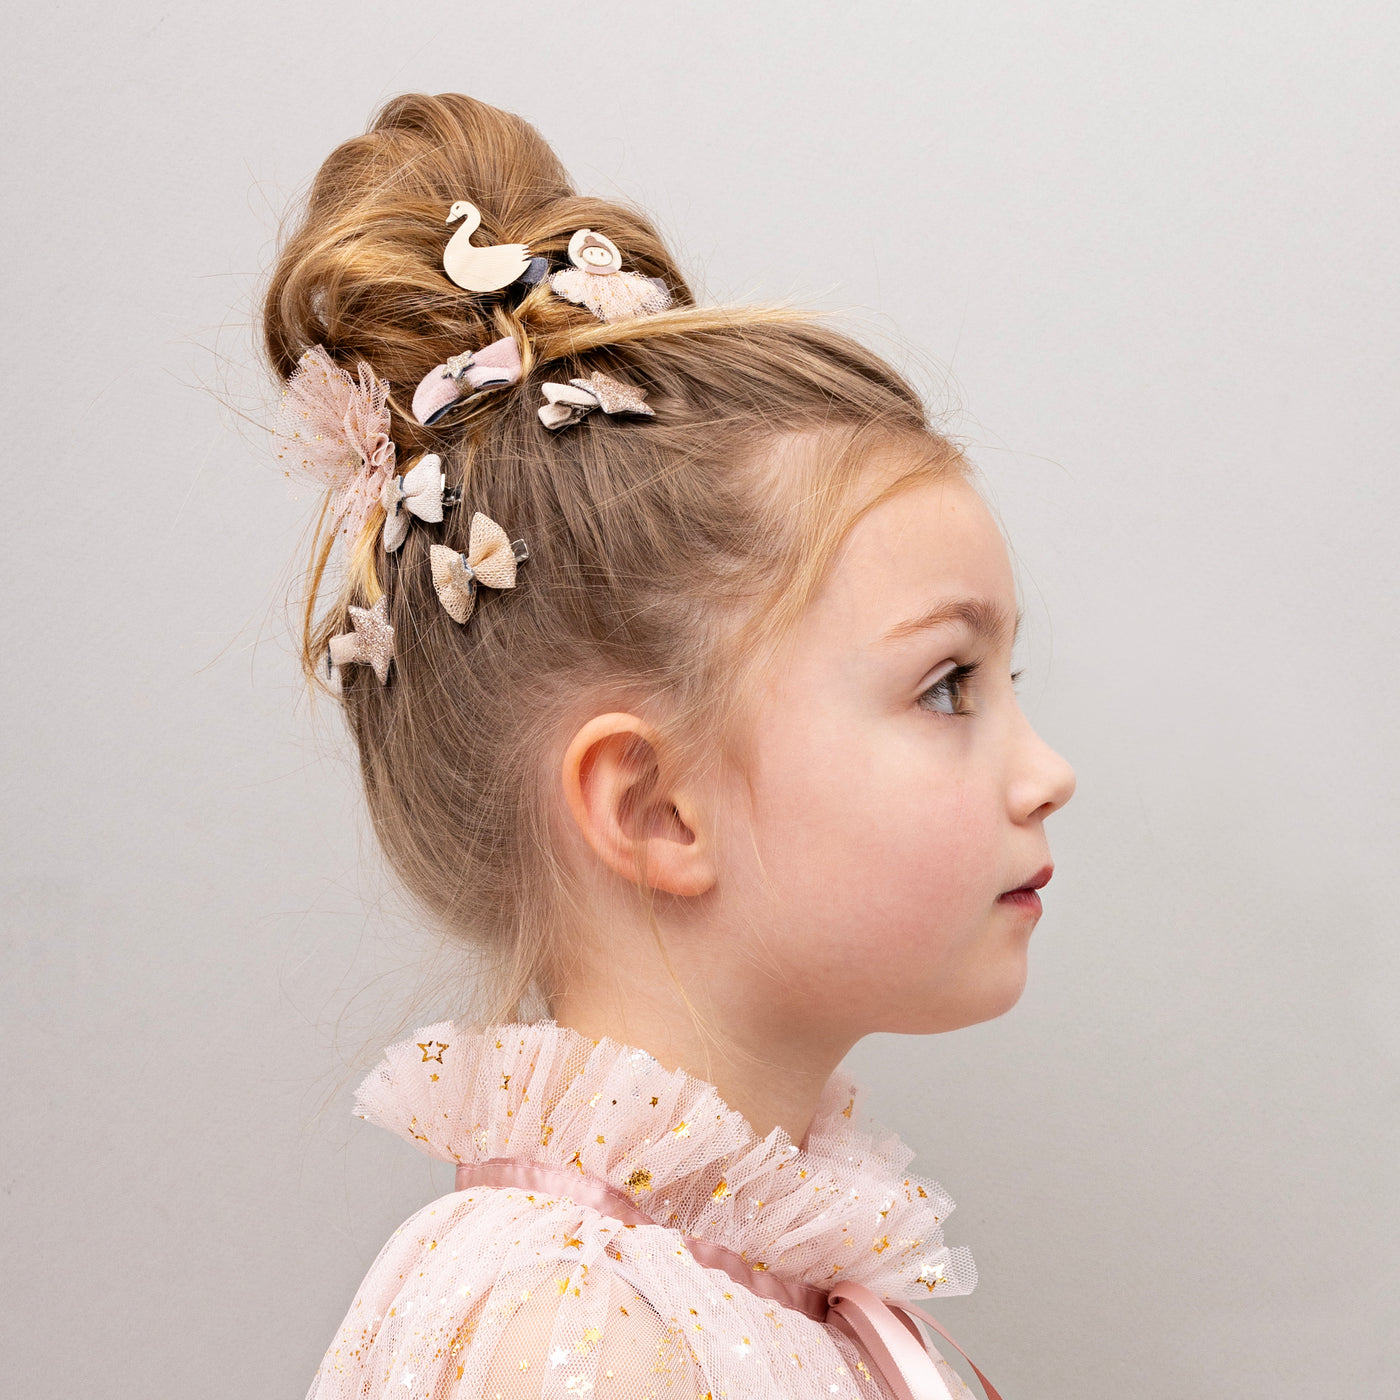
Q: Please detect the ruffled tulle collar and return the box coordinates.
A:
[353,1017,976,1302]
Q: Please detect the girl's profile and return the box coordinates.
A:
[6,9,1393,1399]
[263,91,1074,1400]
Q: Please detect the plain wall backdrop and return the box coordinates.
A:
[3,2,1396,1396]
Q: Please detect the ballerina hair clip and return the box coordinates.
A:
[429,512,530,625]
[537,371,655,431]
[411,334,523,427]
[548,229,671,323]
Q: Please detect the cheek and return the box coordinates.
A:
[746,703,999,936]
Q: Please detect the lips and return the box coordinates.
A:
[1002,864,1053,895]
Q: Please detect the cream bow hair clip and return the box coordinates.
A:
[429,512,531,625]
[537,371,655,430]
[379,453,462,553]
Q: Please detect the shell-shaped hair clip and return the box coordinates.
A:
[327,595,395,686]
[379,453,462,553]
[548,228,672,323]
[442,200,549,294]
[411,334,523,427]
[537,370,656,431]
[429,513,530,626]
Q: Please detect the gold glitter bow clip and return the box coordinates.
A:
[537,371,655,431]
[327,596,395,687]
[428,512,530,625]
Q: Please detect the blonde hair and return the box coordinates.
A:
[259,92,969,1033]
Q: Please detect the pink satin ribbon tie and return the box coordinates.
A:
[454,1158,1003,1400]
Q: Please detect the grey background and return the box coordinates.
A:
[3,2,1396,1396]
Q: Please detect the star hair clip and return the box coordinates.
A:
[326,595,395,688]
[548,228,671,323]
[429,512,530,625]
[537,370,656,431]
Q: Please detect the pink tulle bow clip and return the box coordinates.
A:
[274,346,397,550]
[411,334,522,426]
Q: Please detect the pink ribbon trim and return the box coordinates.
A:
[454,1158,1003,1400]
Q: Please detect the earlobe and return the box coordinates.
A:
[561,713,717,898]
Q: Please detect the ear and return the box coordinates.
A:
[561,713,717,898]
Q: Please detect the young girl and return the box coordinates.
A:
[263,92,1075,1400]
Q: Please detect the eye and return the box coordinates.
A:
[917,664,1026,717]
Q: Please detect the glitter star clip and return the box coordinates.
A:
[327,595,395,685]
[536,371,655,431]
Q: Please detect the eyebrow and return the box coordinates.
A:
[876,595,1024,649]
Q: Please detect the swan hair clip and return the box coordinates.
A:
[549,228,672,323]
[441,200,548,294]
[538,371,656,430]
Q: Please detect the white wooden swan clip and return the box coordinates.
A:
[441,200,546,293]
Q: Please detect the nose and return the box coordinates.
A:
[1010,711,1076,822]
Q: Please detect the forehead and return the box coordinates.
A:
[809,475,1016,644]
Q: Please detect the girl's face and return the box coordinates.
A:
[721,471,1077,1041]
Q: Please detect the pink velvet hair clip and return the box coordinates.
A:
[274,346,397,550]
[549,229,672,323]
[411,334,523,427]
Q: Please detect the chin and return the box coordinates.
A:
[888,957,1030,1035]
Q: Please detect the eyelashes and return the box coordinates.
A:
[917,662,1026,718]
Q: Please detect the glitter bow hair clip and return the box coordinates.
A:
[548,228,672,323]
[273,346,398,550]
[429,512,530,625]
[537,371,656,431]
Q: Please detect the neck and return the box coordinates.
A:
[546,988,855,1148]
